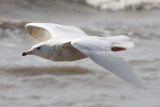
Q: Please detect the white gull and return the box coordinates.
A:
[22,23,145,88]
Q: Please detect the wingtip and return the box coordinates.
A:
[25,23,35,28]
[129,78,146,90]
[136,84,147,90]
[25,23,33,29]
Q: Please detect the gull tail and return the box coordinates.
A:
[106,35,134,51]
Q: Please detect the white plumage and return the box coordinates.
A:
[23,23,145,88]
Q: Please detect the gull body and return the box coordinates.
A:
[28,39,87,61]
[22,23,145,88]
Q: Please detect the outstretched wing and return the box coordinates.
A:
[25,23,87,43]
[71,37,145,88]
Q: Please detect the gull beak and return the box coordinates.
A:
[22,51,33,56]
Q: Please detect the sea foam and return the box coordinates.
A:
[85,0,160,10]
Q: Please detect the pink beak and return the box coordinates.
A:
[22,51,33,56]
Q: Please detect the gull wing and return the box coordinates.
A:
[71,37,145,88]
[25,23,87,43]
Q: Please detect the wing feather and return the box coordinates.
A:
[25,23,87,43]
[25,23,53,43]
[71,37,145,88]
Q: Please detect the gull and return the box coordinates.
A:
[22,23,144,88]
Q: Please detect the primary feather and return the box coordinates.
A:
[71,37,144,88]
[25,23,87,43]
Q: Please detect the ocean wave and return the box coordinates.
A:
[0,19,28,29]
[2,66,92,76]
[84,0,160,10]
[0,19,30,44]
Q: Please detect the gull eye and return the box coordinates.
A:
[37,47,41,50]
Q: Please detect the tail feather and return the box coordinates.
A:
[106,35,131,43]
[113,42,134,48]
[106,35,134,49]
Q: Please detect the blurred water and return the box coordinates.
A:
[85,0,160,10]
[0,0,160,107]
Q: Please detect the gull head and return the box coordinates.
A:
[22,42,52,59]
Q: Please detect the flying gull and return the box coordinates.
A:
[22,23,145,88]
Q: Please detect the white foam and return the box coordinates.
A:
[85,0,160,10]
